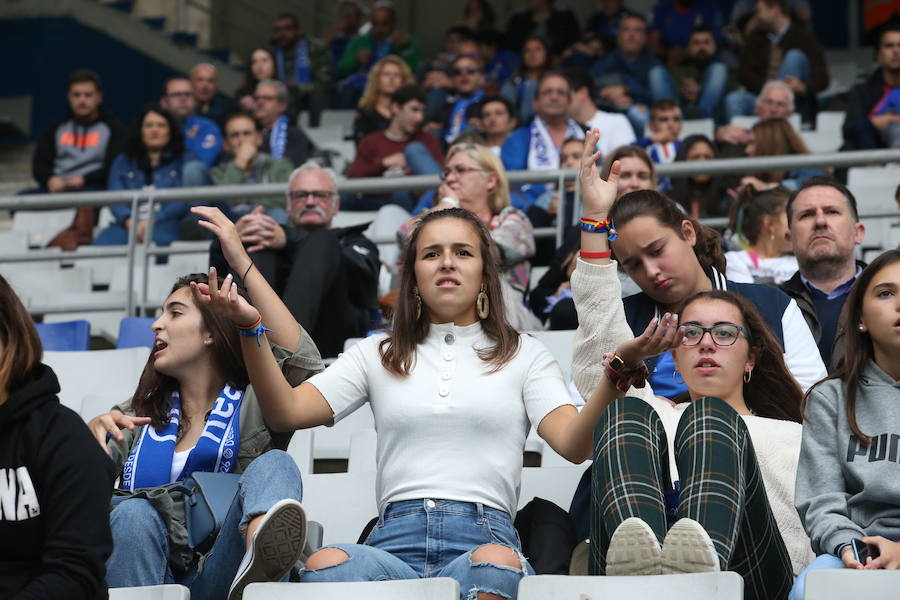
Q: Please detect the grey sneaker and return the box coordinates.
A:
[661,518,721,575]
[606,517,662,576]
[228,499,307,600]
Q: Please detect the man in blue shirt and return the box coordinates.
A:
[160,77,222,168]
[780,177,867,371]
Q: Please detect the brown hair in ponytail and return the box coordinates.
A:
[609,189,726,274]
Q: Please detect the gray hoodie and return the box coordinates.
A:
[795,361,900,556]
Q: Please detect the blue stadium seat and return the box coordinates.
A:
[117,317,155,349]
[34,320,90,351]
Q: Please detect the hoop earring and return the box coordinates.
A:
[476,282,489,320]
[413,286,422,320]
[673,369,684,385]
[743,369,753,383]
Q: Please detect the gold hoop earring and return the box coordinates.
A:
[743,369,753,383]
[413,286,422,320]
[476,282,489,320]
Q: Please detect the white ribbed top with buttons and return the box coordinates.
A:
[307,321,573,517]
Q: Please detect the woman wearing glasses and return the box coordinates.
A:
[399,142,538,330]
[567,132,815,597]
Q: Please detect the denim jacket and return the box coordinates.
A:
[107,333,324,572]
[106,151,198,225]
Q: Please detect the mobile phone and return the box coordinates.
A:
[851,538,881,563]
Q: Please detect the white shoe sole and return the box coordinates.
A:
[606,517,662,576]
[228,499,307,600]
[661,518,720,575]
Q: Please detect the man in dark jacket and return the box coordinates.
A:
[780,177,866,371]
[210,162,379,358]
[29,69,126,249]
[842,20,900,150]
[504,0,580,55]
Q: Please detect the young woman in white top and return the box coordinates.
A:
[725,185,799,285]
[191,204,637,600]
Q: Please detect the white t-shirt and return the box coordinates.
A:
[170,447,193,482]
[725,250,799,285]
[586,110,637,159]
[307,322,573,517]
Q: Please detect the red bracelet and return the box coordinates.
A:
[235,315,262,330]
[579,249,612,259]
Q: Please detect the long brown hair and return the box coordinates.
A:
[0,275,43,392]
[131,274,249,429]
[727,185,790,246]
[380,208,520,376]
[676,290,803,422]
[750,118,812,182]
[609,189,727,275]
[804,250,900,445]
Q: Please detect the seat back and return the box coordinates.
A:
[34,319,91,351]
[244,578,460,599]
[117,316,156,349]
[43,347,148,415]
[517,572,743,599]
[109,584,191,599]
[804,568,900,599]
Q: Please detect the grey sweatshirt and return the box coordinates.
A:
[795,361,900,556]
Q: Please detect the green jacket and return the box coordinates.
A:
[209,153,293,210]
[278,36,332,92]
[108,333,324,573]
[337,33,421,78]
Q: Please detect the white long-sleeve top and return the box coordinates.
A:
[307,321,573,518]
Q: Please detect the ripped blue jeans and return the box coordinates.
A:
[299,499,533,599]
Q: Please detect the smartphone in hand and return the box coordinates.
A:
[851,538,881,563]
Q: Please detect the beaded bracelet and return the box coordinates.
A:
[579,217,618,241]
[235,316,274,346]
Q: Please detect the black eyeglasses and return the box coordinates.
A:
[451,67,480,76]
[288,190,335,202]
[679,322,751,347]
[439,165,487,180]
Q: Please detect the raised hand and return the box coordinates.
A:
[87,409,152,454]
[190,267,259,326]
[614,312,682,366]
[191,206,252,275]
[579,128,620,220]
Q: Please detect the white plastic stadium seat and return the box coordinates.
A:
[302,470,378,545]
[518,466,585,511]
[12,208,76,247]
[517,573,743,599]
[109,584,190,599]
[526,329,575,380]
[804,568,900,599]
[43,347,148,416]
[0,230,28,253]
[245,578,459,600]
[731,113,801,130]
[679,118,714,140]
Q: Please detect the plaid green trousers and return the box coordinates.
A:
[589,396,793,600]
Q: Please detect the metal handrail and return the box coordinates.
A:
[3,149,898,317]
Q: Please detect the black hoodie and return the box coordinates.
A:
[0,364,115,599]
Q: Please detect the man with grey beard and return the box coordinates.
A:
[780,176,867,371]
[209,161,379,357]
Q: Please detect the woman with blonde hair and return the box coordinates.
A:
[353,55,415,144]
[740,118,827,190]
[401,142,537,329]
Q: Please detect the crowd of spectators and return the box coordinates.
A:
[6,2,900,600]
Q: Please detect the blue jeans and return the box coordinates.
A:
[300,499,533,600]
[779,48,811,82]
[697,62,728,118]
[404,141,442,176]
[94,217,183,247]
[649,65,678,101]
[107,450,303,599]
[788,553,844,600]
[625,104,650,138]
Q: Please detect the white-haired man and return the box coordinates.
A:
[716,79,796,146]
[209,162,379,357]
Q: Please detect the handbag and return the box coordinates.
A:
[183,472,242,554]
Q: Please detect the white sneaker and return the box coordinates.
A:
[605,517,662,576]
[227,498,307,600]
[661,518,721,575]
